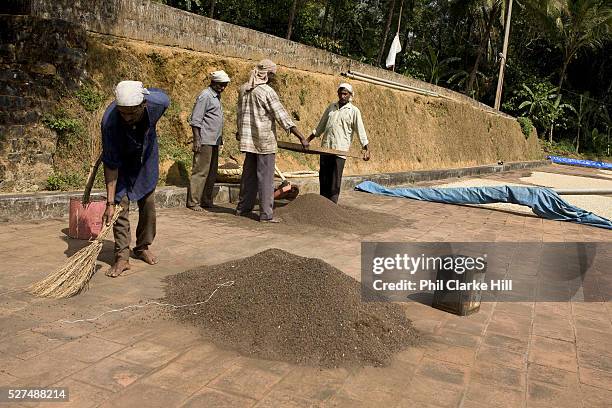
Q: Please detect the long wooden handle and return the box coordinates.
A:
[82,154,103,204]
[277,141,362,159]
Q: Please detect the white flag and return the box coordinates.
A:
[385,33,402,68]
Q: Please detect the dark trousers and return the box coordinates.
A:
[236,152,275,220]
[113,190,156,261]
[319,154,346,204]
[187,145,219,208]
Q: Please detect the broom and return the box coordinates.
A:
[29,95,121,298]
[28,207,122,298]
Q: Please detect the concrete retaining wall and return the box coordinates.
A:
[15,0,509,118]
[0,160,550,223]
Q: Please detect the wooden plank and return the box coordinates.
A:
[277,141,362,159]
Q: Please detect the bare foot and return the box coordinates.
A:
[134,249,158,265]
[188,206,205,212]
[105,260,131,278]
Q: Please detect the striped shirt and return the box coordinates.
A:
[237,83,295,154]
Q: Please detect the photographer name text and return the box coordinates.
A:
[372,279,512,291]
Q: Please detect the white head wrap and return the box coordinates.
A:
[210,70,231,83]
[338,82,353,95]
[115,81,149,107]
[246,59,278,90]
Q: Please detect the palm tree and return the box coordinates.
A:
[447,68,486,99]
[209,0,216,17]
[528,0,612,101]
[286,0,301,40]
[377,0,398,65]
[452,0,506,96]
[518,83,575,142]
[420,45,460,85]
[572,94,597,153]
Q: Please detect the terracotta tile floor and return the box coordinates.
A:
[0,165,610,407]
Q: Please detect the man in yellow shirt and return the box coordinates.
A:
[308,83,370,203]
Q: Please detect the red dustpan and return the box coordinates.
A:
[68,154,105,240]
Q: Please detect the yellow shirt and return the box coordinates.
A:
[312,102,369,157]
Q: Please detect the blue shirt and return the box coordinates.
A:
[188,87,224,145]
[101,88,170,202]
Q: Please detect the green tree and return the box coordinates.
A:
[518,83,575,142]
[451,0,505,95]
[420,45,460,85]
[572,94,596,152]
[528,0,612,100]
[286,0,302,40]
[447,68,486,98]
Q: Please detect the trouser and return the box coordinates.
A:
[187,145,219,208]
[113,190,156,261]
[319,154,346,204]
[236,152,275,220]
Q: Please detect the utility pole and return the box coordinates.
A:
[494,0,513,110]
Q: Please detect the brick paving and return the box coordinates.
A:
[0,166,610,407]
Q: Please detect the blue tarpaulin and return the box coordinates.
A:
[355,181,612,230]
[548,155,612,170]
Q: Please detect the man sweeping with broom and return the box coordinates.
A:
[102,81,170,277]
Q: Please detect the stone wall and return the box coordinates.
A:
[0,0,537,193]
[0,15,87,191]
[22,0,508,118]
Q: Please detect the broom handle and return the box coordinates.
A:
[274,164,287,182]
[82,154,103,204]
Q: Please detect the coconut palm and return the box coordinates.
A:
[528,0,612,100]
[451,0,506,95]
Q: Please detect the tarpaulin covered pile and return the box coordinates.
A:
[355,181,612,230]
[548,155,612,170]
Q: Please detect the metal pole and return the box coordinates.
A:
[348,70,440,97]
[344,72,441,98]
[494,0,513,110]
[554,189,612,196]
[391,0,403,73]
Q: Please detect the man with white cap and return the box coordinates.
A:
[308,82,370,203]
[187,70,230,211]
[101,80,170,277]
[236,59,309,222]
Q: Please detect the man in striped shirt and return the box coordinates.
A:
[236,59,309,222]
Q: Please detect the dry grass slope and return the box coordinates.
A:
[61,33,542,185]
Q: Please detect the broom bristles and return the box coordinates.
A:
[29,207,123,299]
